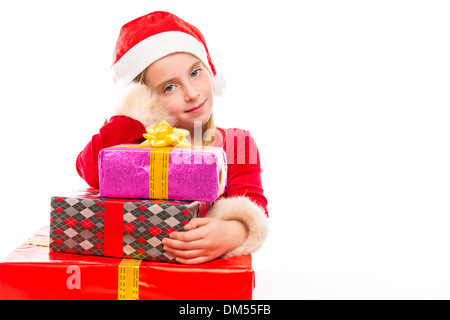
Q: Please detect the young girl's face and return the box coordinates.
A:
[144,52,214,129]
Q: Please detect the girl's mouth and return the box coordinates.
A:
[185,101,205,114]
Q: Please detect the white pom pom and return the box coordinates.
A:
[111,82,174,127]
[213,73,226,96]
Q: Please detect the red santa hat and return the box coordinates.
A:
[111,11,224,94]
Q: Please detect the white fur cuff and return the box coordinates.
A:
[112,82,175,127]
[207,196,269,258]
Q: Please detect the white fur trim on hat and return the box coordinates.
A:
[112,31,212,86]
[112,82,175,127]
[207,196,269,258]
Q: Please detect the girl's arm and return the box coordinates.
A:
[76,116,146,188]
[220,128,268,216]
[76,83,171,188]
[164,129,270,263]
[206,129,269,257]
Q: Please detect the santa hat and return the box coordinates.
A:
[111,11,224,95]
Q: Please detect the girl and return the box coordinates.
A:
[76,11,269,264]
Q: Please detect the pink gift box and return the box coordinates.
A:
[99,145,227,201]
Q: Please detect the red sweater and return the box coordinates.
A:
[76,115,268,217]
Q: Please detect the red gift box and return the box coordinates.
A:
[0,226,254,300]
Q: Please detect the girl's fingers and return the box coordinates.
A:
[163,246,204,259]
[162,237,203,250]
[169,226,205,242]
[176,256,210,265]
[184,217,214,231]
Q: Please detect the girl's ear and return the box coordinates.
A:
[213,73,226,96]
[111,82,175,127]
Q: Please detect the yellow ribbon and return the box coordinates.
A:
[139,120,190,199]
[136,120,226,199]
[118,259,142,300]
[149,146,172,199]
[26,239,50,247]
[139,120,191,148]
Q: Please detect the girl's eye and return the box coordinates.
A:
[163,84,175,93]
[191,69,201,78]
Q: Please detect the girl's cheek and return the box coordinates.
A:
[164,101,184,118]
[158,96,174,111]
[161,92,178,107]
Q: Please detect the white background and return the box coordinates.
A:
[1,0,450,299]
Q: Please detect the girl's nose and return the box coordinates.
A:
[184,83,199,102]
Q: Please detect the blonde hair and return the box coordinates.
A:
[133,66,216,146]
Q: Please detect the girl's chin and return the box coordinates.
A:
[176,116,209,128]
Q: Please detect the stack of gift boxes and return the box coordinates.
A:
[0,121,255,300]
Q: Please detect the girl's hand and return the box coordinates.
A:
[162,217,248,264]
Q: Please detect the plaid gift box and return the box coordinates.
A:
[49,189,212,262]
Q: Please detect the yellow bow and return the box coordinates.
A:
[139,120,191,148]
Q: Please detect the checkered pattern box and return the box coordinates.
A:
[50,189,212,262]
